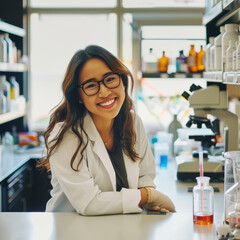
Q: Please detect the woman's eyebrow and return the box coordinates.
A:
[81,72,113,84]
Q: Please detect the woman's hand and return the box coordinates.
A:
[144,188,176,213]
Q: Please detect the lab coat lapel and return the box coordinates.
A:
[123,153,139,189]
[84,112,116,191]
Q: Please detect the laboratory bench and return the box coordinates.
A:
[0,158,225,240]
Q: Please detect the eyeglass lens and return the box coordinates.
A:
[83,73,120,96]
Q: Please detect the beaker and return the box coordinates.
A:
[224,151,240,224]
[193,176,214,225]
[224,151,240,193]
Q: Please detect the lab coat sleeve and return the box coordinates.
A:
[49,128,142,216]
[135,115,156,188]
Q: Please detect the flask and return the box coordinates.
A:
[9,76,20,100]
[214,26,225,71]
[197,45,205,72]
[205,37,215,71]
[142,48,158,73]
[187,45,198,72]
[3,33,14,63]
[222,24,238,72]
[176,50,187,73]
[0,34,7,62]
[226,40,236,71]
[193,176,214,225]
[158,51,169,73]
[168,114,182,155]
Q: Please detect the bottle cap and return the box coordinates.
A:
[225,24,238,31]
[0,75,6,81]
[209,37,215,44]
[220,26,225,33]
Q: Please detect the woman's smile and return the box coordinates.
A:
[98,97,117,109]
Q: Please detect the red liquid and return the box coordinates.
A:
[193,215,213,225]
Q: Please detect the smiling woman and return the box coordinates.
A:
[38,45,175,216]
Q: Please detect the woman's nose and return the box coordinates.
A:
[98,83,111,97]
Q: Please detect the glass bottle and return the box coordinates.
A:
[193,176,214,225]
[197,45,205,72]
[187,45,198,73]
[158,51,169,73]
[176,50,187,73]
[142,48,158,73]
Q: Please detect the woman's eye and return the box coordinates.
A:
[85,83,97,89]
[106,77,115,83]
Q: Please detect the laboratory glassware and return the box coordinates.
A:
[193,176,214,225]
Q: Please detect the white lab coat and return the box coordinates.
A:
[46,112,156,215]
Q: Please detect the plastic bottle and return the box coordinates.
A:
[214,26,225,71]
[206,37,215,71]
[187,45,198,72]
[4,33,14,63]
[226,40,236,71]
[233,41,238,71]
[168,114,182,155]
[210,40,215,71]
[193,176,214,225]
[142,48,158,73]
[176,50,188,73]
[9,76,20,100]
[158,51,169,73]
[197,45,205,72]
[0,75,11,112]
[222,24,238,72]
[12,42,17,63]
[0,34,7,62]
[0,91,7,114]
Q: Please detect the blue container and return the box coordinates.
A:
[160,155,168,168]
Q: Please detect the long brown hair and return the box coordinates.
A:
[38,45,140,172]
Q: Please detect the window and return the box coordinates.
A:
[29,13,117,129]
[30,0,116,8]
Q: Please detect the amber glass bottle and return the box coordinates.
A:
[197,45,205,72]
[158,51,169,72]
[188,45,198,72]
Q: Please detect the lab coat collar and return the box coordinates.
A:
[83,112,116,191]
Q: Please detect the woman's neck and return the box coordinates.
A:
[91,115,114,137]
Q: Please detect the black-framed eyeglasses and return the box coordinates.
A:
[78,73,121,96]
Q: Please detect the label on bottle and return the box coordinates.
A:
[188,56,195,67]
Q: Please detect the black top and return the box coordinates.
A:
[107,139,129,191]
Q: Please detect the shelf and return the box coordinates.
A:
[203,71,223,82]
[223,71,240,84]
[202,1,223,25]
[0,20,25,37]
[142,72,203,79]
[0,110,26,125]
[0,63,27,72]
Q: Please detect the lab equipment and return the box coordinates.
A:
[176,128,224,181]
[193,176,214,225]
[229,202,240,230]
[216,224,231,240]
[224,151,240,224]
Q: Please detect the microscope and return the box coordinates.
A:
[176,83,239,181]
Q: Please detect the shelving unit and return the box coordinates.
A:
[203,1,240,87]
[0,0,28,134]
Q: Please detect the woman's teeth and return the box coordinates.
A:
[99,99,115,106]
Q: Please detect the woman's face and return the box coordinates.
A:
[78,58,125,124]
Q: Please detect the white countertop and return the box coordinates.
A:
[0,159,225,240]
[0,147,43,182]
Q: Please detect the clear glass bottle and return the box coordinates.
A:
[193,176,214,225]
[142,48,158,73]
[158,51,169,73]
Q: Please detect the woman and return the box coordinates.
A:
[40,45,175,215]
